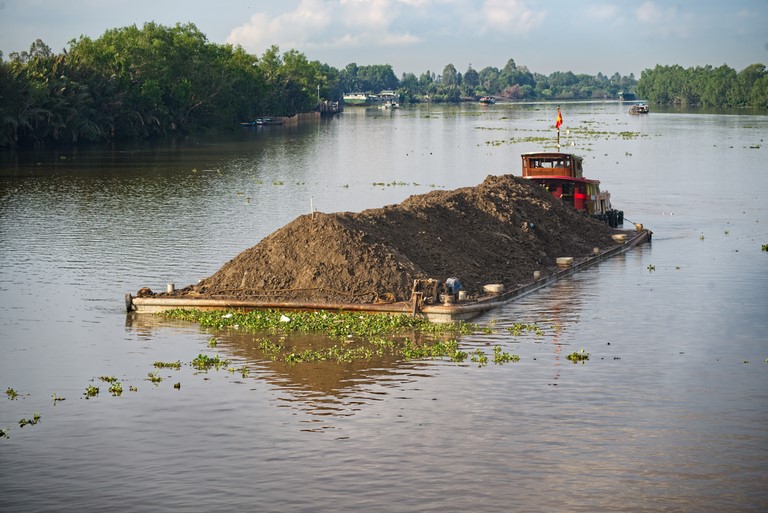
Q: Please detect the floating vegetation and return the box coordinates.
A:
[83,385,99,399]
[565,349,590,363]
[191,353,229,371]
[227,365,249,376]
[470,348,489,367]
[507,322,544,336]
[153,360,182,370]
[0,428,8,438]
[762,244,767,252]
[492,345,520,364]
[647,264,656,272]
[164,309,474,339]
[272,180,284,186]
[129,386,138,392]
[99,376,118,384]
[208,337,218,348]
[173,382,181,389]
[6,387,19,400]
[146,372,163,384]
[52,394,65,404]
[108,381,123,396]
[372,181,414,187]
[18,413,41,428]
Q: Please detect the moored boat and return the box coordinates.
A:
[479,96,496,104]
[343,93,371,106]
[240,117,283,126]
[628,103,649,114]
[521,151,624,227]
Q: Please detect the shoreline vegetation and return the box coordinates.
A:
[1,21,766,149]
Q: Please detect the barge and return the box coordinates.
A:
[127,227,650,323]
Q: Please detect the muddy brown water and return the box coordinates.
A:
[1,103,767,512]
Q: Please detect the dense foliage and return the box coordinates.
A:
[0,23,333,147]
[1,21,765,148]
[393,59,637,104]
[636,63,768,108]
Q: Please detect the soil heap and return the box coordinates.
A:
[170,174,621,305]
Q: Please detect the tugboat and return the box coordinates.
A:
[521,151,624,227]
[521,106,624,227]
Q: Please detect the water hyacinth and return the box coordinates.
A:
[163,308,475,339]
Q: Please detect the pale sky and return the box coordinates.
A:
[1,0,766,77]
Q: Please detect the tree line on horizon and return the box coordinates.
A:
[1,22,765,148]
[636,63,768,108]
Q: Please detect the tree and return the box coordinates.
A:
[441,63,458,87]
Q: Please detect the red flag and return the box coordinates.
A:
[555,107,563,129]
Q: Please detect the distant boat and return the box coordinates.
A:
[479,96,496,104]
[240,117,283,127]
[628,104,649,115]
[343,93,371,106]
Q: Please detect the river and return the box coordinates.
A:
[1,102,767,512]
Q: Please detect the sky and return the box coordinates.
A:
[1,0,766,78]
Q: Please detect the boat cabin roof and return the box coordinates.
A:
[521,152,583,179]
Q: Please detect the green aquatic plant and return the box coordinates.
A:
[470,348,488,367]
[129,386,138,392]
[228,365,250,378]
[208,337,218,348]
[6,387,19,400]
[18,413,41,428]
[647,264,656,272]
[762,244,767,252]
[146,372,162,384]
[566,349,590,363]
[99,376,118,383]
[0,428,8,438]
[52,394,65,404]
[164,308,474,339]
[108,381,123,396]
[173,382,181,389]
[506,322,544,337]
[492,346,520,364]
[84,385,99,399]
[153,360,182,370]
[191,353,229,371]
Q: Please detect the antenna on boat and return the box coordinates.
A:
[555,105,563,151]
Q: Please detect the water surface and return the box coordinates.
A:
[1,103,767,512]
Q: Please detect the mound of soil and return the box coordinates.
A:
[166,174,621,304]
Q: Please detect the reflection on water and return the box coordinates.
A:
[2,103,767,513]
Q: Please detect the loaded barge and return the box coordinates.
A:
[127,227,649,323]
[127,144,650,322]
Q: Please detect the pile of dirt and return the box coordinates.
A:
[176,174,621,304]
